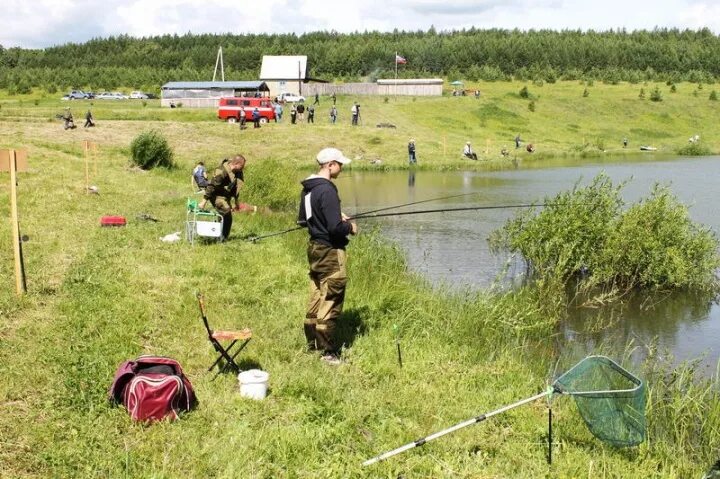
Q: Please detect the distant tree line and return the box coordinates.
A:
[1,28,719,93]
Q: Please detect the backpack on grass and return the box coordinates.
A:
[109,356,197,422]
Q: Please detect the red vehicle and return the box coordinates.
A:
[217,97,275,124]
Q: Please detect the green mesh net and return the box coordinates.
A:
[553,355,646,447]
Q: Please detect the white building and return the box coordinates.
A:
[259,55,310,98]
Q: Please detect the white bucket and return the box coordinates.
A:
[238,369,269,400]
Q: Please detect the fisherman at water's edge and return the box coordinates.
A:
[298,148,357,365]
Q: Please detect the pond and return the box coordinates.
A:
[338,155,720,374]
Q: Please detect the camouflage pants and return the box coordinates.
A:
[304,241,347,353]
[212,196,233,239]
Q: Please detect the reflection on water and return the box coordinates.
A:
[339,156,720,373]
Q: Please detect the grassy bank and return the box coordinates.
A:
[1,83,720,477]
[1,80,720,171]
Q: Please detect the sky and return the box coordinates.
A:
[2,0,720,49]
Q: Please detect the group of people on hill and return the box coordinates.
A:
[406,135,534,165]
[193,147,356,365]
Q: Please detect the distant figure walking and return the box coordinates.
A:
[463,141,478,160]
[84,109,95,128]
[274,102,283,122]
[63,108,76,130]
[623,137,628,148]
[515,134,522,149]
[307,105,315,123]
[408,138,417,165]
[252,108,261,128]
[331,92,336,105]
[314,93,320,105]
[290,105,297,124]
[330,105,337,124]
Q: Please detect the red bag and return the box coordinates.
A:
[109,356,197,422]
[100,216,127,227]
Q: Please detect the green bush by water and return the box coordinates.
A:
[492,173,720,292]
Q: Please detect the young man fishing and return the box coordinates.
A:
[297,148,357,365]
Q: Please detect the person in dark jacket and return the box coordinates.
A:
[408,138,417,164]
[84,109,95,128]
[297,148,357,364]
[202,155,246,241]
[252,108,261,128]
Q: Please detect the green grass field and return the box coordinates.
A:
[1,82,720,478]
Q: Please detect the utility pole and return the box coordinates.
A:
[213,47,224,82]
[298,60,302,95]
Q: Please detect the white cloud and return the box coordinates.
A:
[679,3,720,31]
[0,0,718,49]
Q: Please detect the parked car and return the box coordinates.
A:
[61,90,89,100]
[97,92,128,100]
[275,92,305,103]
[217,97,275,124]
[130,91,149,99]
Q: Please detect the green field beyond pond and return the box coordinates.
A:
[1,82,720,478]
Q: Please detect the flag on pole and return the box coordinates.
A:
[395,54,407,65]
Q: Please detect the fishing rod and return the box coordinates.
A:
[247,192,479,243]
[351,192,478,219]
[248,225,304,243]
[353,203,546,220]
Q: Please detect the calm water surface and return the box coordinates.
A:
[338,155,720,373]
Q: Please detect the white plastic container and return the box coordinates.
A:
[238,369,269,400]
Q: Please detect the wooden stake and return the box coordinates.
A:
[84,140,90,192]
[9,150,25,295]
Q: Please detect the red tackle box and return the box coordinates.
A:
[100,216,127,227]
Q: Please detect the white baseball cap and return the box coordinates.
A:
[317,147,351,165]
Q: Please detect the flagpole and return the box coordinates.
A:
[395,51,398,100]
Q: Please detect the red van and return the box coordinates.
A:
[218,97,275,123]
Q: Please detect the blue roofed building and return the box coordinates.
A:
[160,81,270,108]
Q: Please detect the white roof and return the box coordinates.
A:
[260,56,308,80]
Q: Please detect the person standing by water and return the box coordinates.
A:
[463,141,478,160]
[408,139,417,164]
[298,148,357,365]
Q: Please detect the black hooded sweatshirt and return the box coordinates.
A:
[298,175,352,249]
